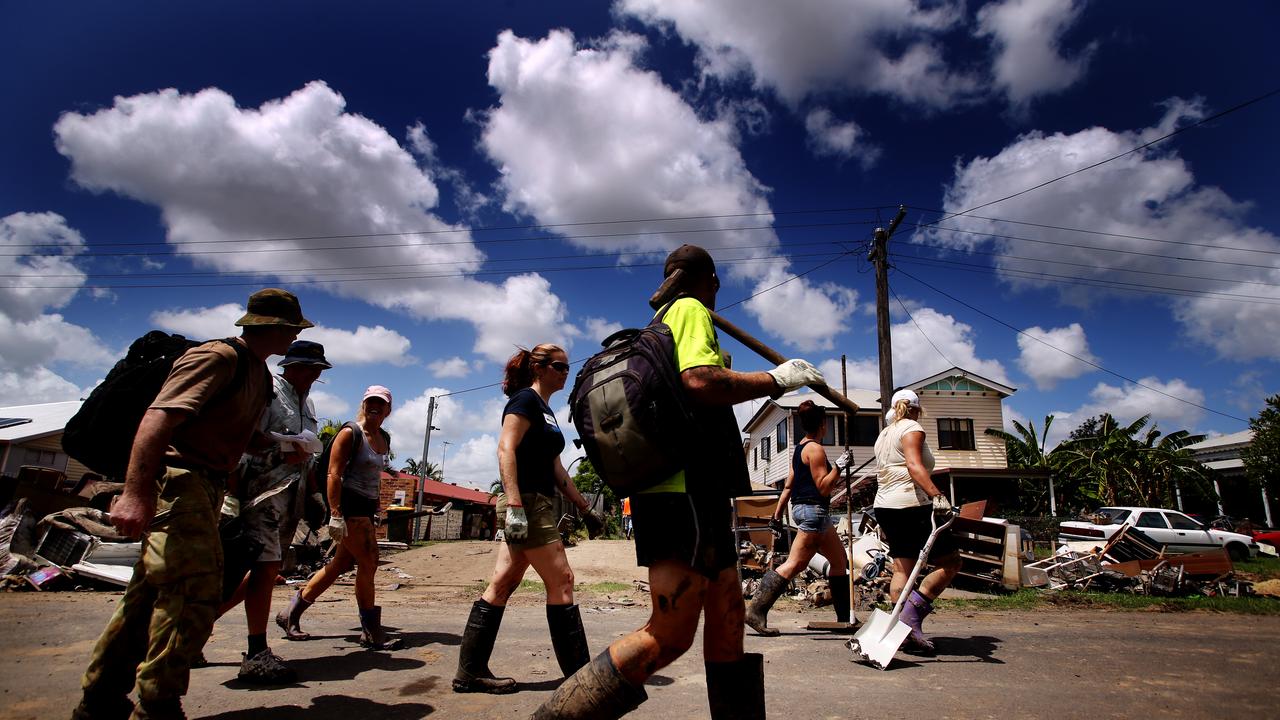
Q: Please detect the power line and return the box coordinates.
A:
[888,254,1280,306]
[891,266,1247,423]
[921,87,1280,225]
[889,286,955,368]
[900,239,1280,288]
[908,207,1280,257]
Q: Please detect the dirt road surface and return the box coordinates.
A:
[1,540,1274,719]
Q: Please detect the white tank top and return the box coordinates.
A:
[873,419,934,509]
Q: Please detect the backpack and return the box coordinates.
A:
[311,421,390,508]
[62,332,251,479]
[568,303,695,495]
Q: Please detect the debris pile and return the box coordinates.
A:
[0,499,140,591]
[1024,526,1255,597]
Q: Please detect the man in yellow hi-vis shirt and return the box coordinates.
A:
[532,245,825,720]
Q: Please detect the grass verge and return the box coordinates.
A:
[938,588,1280,615]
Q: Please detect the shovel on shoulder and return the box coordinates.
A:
[847,508,957,670]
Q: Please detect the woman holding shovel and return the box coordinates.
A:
[746,400,853,635]
[872,389,959,655]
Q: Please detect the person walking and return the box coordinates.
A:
[276,385,402,650]
[453,343,602,694]
[215,340,330,684]
[73,288,310,720]
[745,400,852,636]
[872,389,959,655]
[531,245,826,720]
[621,496,632,540]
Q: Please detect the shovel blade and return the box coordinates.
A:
[847,609,911,670]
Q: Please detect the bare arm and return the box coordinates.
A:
[681,365,778,405]
[553,456,590,512]
[773,466,794,522]
[808,443,843,497]
[111,408,189,538]
[901,431,943,498]
[327,427,355,517]
[496,413,532,506]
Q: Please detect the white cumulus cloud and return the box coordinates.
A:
[804,107,880,167]
[927,98,1280,360]
[1046,376,1206,448]
[976,0,1095,107]
[1016,322,1098,389]
[53,81,572,363]
[428,356,472,379]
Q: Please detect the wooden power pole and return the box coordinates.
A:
[869,206,908,417]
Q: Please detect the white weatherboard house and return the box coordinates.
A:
[0,401,90,483]
[1186,429,1272,526]
[743,367,1015,493]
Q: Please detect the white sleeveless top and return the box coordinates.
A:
[873,419,935,509]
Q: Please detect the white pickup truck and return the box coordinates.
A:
[1058,506,1258,561]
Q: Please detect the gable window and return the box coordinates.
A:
[776,419,788,452]
[936,418,976,451]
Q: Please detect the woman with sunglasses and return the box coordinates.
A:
[452,343,597,694]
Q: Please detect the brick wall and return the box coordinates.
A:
[377,474,418,539]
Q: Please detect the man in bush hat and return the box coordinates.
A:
[213,340,331,685]
[75,288,311,720]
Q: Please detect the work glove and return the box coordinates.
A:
[506,505,529,542]
[582,509,607,540]
[767,359,825,397]
[220,495,241,519]
[834,449,855,472]
[931,494,953,514]
[768,518,786,537]
[328,515,347,544]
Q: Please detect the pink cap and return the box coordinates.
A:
[361,385,393,408]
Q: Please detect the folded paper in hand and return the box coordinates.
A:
[270,429,322,453]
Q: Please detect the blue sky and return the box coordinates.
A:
[2,1,1277,489]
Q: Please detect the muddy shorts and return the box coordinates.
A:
[791,502,833,533]
[340,487,379,519]
[241,479,304,564]
[874,504,958,561]
[632,491,736,579]
[496,492,561,549]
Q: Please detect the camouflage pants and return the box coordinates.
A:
[81,466,224,703]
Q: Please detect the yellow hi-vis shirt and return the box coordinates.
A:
[637,297,725,494]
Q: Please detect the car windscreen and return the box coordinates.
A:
[1096,508,1131,524]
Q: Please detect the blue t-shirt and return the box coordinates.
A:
[503,387,565,496]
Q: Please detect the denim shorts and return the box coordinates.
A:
[791,503,833,533]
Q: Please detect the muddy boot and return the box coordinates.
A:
[275,590,312,641]
[453,599,517,694]
[237,649,298,685]
[829,574,851,624]
[744,570,788,637]
[547,603,590,677]
[71,691,134,720]
[529,650,647,720]
[128,698,185,720]
[358,606,403,650]
[706,653,764,720]
[899,590,935,655]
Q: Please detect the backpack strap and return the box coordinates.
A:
[649,297,680,326]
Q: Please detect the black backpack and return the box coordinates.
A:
[568,304,695,495]
[62,332,250,479]
[310,421,390,508]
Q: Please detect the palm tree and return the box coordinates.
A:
[402,458,443,481]
[1055,413,1150,507]
[985,415,1056,514]
[488,478,504,497]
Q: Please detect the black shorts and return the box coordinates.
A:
[874,505,958,561]
[340,488,378,519]
[632,491,736,580]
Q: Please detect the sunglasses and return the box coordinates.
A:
[544,360,570,372]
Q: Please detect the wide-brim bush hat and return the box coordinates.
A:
[278,340,332,368]
[235,288,314,328]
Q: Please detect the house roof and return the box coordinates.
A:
[0,401,83,443]
[380,472,496,505]
[741,389,882,433]
[1187,429,1253,452]
[907,367,1017,398]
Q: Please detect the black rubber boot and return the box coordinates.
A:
[706,653,765,720]
[744,570,788,637]
[829,575,851,624]
[546,603,590,677]
[275,589,312,641]
[358,606,402,650]
[529,650,647,720]
[453,599,517,694]
[70,691,134,720]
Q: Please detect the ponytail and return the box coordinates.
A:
[501,343,565,396]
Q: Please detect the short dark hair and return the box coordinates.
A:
[797,400,826,434]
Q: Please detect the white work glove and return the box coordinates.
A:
[834,449,855,471]
[505,506,529,542]
[767,359,825,397]
[220,495,241,519]
[931,495,952,514]
[328,515,347,544]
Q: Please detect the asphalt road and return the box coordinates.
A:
[0,591,1274,719]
